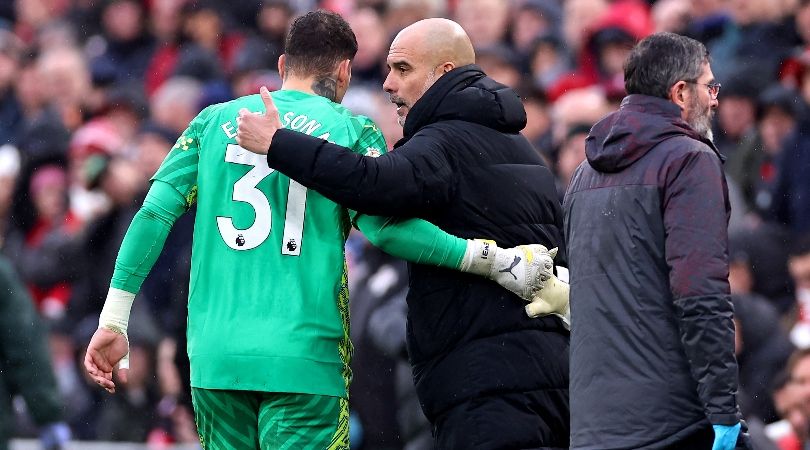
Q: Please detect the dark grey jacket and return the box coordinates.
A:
[565,95,740,449]
[0,256,64,447]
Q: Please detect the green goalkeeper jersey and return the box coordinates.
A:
[152,90,386,398]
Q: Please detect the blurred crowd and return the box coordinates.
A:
[2,0,810,448]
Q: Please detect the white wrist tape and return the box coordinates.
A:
[98,287,135,370]
[459,239,496,276]
[98,287,136,337]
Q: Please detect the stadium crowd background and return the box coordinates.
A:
[2,0,810,448]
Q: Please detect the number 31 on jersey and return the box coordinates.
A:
[216,144,307,255]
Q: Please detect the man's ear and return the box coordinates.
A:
[669,80,689,110]
[337,59,351,87]
[440,62,455,74]
[278,54,287,79]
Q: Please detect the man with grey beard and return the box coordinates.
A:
[563,32,750,449]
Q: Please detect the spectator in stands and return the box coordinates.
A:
[511,0,562,55]
[476,45,522,88]
[778,349,810,449]
[767,372,806,450]
[0,29,22,146]
[549,87,611,146]
[5,164,81,321]
[709,0,796,83]
[383,0,447,38]
[550,0,653,101]
[347,8,389,86]
[733,294,795,422]
[528,33,572,94]
[68,155,149,327]
[727,84,801,218]
[519,88,553,157]
[454,0,510,48]
[144,0,242,97]
[94,335,160,442]
[13,52,70,168]
[789,235,810,349]
[728,224,794,313]
[37,46,93,131]
[770,69,810,235]
[364,248,434,450]
[713,74,760,161]
[231,0,291,90]
[0,145,19,247]
[652,0,692,34]
[555,123,591,198]
[88,0,155,86]
[149,76,202,134]
[348,238,407,450]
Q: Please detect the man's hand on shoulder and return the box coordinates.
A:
[236,86,281,155]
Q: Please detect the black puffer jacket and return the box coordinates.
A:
[565,94,741,449]
[266,65,569,446]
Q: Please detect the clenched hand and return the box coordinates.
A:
[236,86,282,155]
[84,327,129,393]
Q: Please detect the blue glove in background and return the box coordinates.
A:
[712,423,741,450]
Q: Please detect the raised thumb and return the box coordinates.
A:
[260,86,276,117]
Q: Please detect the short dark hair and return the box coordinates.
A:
[284,10,358,79]
[624,32,709,99]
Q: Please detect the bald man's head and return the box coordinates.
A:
[396,18,476,67]
[383,18,475,126]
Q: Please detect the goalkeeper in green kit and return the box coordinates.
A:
[84,11,560,450]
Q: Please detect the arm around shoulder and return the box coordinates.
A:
[267,129,455,216]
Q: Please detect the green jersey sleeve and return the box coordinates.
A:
[353,119,386,157]
[110,181,187,293]
[151,105,216,208]
[348,119,466,269]
[355,215,466,268]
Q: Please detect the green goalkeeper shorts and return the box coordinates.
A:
[191,387,348,450]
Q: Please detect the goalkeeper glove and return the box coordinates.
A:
[460,239,554,301]
[525,273,570,328]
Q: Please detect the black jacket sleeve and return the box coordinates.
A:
[266,129,455,217]
[663,148,740,426]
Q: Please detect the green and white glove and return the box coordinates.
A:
[460,239,555,301]
[526,272,570,328]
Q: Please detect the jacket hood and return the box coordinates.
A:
[585,94,717,173]
[402,65,527,139]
